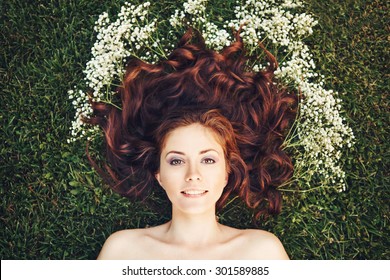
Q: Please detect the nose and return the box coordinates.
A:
[185,163,202,182]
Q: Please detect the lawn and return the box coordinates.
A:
[1,0,388,259]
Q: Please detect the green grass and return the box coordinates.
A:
[1,0,388,259]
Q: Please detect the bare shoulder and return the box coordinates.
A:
[239,229,289,260]
[97,228,146,260]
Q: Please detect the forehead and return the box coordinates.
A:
[161,123,224,152]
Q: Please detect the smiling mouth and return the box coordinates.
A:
[181,190,208,197]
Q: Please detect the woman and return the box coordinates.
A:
[89,29,296,259]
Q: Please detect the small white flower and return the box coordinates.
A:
[68,0,354,193]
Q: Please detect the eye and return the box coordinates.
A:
[202,158,216,164]
[169,159,184,166]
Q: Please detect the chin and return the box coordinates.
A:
[170,192,223,216]
[174,201,217,216]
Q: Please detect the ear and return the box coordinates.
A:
[225,163,230,185]
[155,172,163,188]
[224,171,229,186]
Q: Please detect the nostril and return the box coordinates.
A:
[186,176,201,181]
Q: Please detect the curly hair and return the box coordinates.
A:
[87,28,297,218]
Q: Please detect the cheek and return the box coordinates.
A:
[206,165,228,186]
[156,165,182,188]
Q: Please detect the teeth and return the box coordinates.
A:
[183,190,207,195]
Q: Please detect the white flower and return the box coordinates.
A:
[68,0,354,193]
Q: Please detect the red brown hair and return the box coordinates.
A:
[87,28,297,218]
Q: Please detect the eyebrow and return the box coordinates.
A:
[165,149,219,158]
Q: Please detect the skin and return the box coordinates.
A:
[97,123,289,259]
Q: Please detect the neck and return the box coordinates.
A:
[165,208,222,247]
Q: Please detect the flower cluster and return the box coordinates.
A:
[287,81,354,191]
[68,0,354,192]
[169,0,231,50]
[68,2,158,141]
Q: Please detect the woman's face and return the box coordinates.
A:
[155,123,228,215]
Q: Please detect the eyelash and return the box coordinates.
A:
[169,159,183,166]
[202,158,216,164]
[168,158,216,165]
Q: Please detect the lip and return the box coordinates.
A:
[181,189,208,198]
